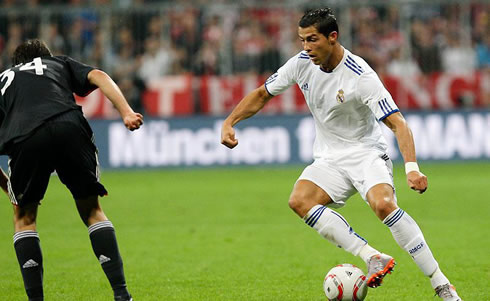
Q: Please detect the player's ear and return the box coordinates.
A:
[328,31,338,44]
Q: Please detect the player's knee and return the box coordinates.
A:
[374,200,397,220]
[288,195,300,212]
[14,214,36,227]
[14,203,38,229]
[81,208,107,226]
[288,193,309,216]
[14,214,37,232]
[75,196,107,226]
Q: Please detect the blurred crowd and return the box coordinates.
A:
[0,1,489,110]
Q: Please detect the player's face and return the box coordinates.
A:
[298,26,336,66]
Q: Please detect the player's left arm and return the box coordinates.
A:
[383,112,428,194]
[87,69,143,131]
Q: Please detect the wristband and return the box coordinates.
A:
[405,162,420,174]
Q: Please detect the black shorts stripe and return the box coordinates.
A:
[7,158,17,205]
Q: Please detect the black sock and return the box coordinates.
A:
[88,221,130,298]
[13,231,44,300]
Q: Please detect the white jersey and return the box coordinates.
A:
[265,47,399,160]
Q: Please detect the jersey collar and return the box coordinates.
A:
[319,46,347,74]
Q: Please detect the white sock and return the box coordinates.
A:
[304,205,367,256]
[430,268,450,289]
[358,244,381,263]
[384,208,439,277]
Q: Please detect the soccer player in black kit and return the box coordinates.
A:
[0,40,143,301]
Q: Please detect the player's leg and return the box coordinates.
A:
[367,184,462,300]
[75,194,108,226]
[75,195,132,301]
[51,114,132,300]
[290,161,382,264]
[347,152,406,288]
[7,127,54,301]
[13,203,44,301]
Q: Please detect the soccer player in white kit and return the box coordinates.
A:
[221,8,462,301]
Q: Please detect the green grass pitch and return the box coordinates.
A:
[1,162,489,300]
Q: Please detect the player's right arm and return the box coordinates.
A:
[221,85,273,148]
[222,54,300,149]
[87,69,143,131]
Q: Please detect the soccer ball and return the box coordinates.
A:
[323,264,368,301]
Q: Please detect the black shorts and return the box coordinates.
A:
[7,109,107,207]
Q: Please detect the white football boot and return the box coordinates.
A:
[366,253,396,288]
[435,283,463,301]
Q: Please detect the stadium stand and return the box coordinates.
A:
[0,0,488,116]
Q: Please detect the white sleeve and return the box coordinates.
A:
[264,56,298,96]
[358,71,399,121]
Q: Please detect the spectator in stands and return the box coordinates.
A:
[277,9,304,62]
[201,15,224,52]
[170,8,199,72]
[192,14,224,75]
[232,16,266,74]
[259,37,281,76]
[194,40,220,75]
[146,15,164,40]
[476,31,489,107]
[86,29,115,72]
[41,22,67,55]
[0,37,4,70]
[112,45,140,81]
[0,1,486,110]
[476,31,490,70]
[4,23,23,65]
[411,20,442,74]
[138,36,174,82]
[377,7,404,71]
[441,32,477,75]
[113,27,136,59]
[65,17,84,60]
[350,7,383,70]
[387,46,421,77]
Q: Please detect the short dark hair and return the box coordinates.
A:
[299,8,339,38]
[12,39,52,65]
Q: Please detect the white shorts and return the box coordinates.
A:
[297,150,395,208]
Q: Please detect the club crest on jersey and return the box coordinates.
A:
[336,89,345,103]
[301,82,309,91]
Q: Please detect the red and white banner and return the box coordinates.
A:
[384,72,487,109]
[199,75,309,115]
[143,75,193,116]
[76,72,488,118]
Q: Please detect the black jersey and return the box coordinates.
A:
[0,55,97,154]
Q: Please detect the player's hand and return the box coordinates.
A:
[407,171,428,194]
[123,112,144,131]
[221,123,238,149]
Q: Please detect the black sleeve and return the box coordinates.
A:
[63,56,98,96]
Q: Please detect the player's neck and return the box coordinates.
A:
[321,44,344,72]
